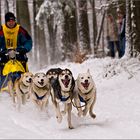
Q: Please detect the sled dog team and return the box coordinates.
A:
[7,68,96,129]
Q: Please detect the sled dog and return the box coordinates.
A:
[30,72,50,111]
[46,68,62,82]
[8,72,33,106]
[76,69,96,119]
[50,68,75,129]
[14,72,33,110]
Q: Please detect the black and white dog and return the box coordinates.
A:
[46,68,75,129]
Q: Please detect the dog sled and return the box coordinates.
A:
[0,48,28,92]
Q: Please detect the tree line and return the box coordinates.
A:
[0,0,140,69]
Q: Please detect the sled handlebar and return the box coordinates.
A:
[5,49,19,59]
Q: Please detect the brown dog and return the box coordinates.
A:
[8,72,33,110]
[30,72,51,111]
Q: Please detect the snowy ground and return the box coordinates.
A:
[0,57,140,139]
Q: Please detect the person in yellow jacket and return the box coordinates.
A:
[0,12,32,91]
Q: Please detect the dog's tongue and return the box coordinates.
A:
[62,79,69,87]
[81,82,89,89]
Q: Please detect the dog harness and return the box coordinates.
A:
[59,95,70,102]
[78,94,90,103]
[78,87,94,103]
[34,92,47,100]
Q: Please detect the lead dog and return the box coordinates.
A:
[75,69,96,119]
[30,72,51,111]
[50,68,75,129]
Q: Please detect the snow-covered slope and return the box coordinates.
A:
[0,57,140,139]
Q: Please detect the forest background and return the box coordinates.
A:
[0,0,140,69]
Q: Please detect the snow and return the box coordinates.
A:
[0,57,140,139]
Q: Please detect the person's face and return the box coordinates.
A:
[6,19,16,28]
[117,13,123,19]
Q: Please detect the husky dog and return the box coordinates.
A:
[8,72,33,105]
[14,72,33,110]
[76,69,96,119]
[46,68,62,81]
[50,68,75,129]
[30,72,51,111]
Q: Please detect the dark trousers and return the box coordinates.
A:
[109,41,121,58]
[119,37,126,58]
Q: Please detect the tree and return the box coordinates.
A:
[133,0,140,55]
[76,0,91,54]
[125,0,132,57]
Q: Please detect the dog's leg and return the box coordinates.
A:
[61,104,67,116]
[41,100,48,111]
[67,103,74,129]
[22,94,26,105]
[17,95,22,111]
[89,101,96,119]
[74,97,83,117]
[83,101,92,116]
[53,100,62,123]
[89,95,96,119]
[32,99,40,111]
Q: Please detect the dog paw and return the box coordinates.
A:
[91,113,96,119]
[69,125,74,129]
[56,115,62,123]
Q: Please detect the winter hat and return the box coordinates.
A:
[5,12,16,22]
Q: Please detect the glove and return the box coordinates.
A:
[16,48,27,54]
[7,49,16,59]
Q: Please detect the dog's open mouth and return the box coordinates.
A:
[62,79,70,87]
[38,81,44,86]
[26,79,32,83]
[81,82,89,89]
[26,80,31,83]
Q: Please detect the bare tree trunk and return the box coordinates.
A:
[0,0,8,24]
[76,0,91,54]
[16,0,30,32]
[90,0,97,52]
[7,0,16,13]
[61,1,77,61]
[133,0,140,55]
[125,0,132,57]
[27,0,35,65]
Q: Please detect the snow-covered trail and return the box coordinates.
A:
[0,57,140,139]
